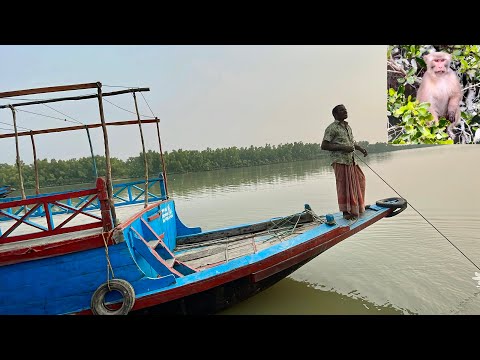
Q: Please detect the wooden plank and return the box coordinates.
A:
[140,217,173,257]
[172,260,197,275]
[147,240,160,249]
[176,245,226,262]
[165,258,175,267]
[0,87,150,109]
[0,83,99,98]
[0,119,159,139]
[131,233,182,277]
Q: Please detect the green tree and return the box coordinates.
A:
[387,45,480,144]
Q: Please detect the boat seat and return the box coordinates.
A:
[148,239,160,249]
[165,258,175,267]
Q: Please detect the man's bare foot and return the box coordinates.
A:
[342,212,356,220]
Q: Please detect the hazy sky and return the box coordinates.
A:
[0,45,387,165]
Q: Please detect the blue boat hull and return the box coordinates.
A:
[0,197,405,315]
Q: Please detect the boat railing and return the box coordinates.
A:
[0,177,114,243]
[0,175,167,223]
[111,174,166,207]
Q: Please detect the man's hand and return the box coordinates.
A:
[342,145,355,153]
[353,144,368,157]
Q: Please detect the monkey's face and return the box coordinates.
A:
[424,52,452,76]
[431,58,449,74]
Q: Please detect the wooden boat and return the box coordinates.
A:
[0,185,13,198]
[0,82,407,315]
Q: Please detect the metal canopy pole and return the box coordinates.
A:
[9,105,26,201]
[85,125,98,180]
[155,118,169,198]
[96,82,117,227]
[132,92,149,208]
[29,131,40,195]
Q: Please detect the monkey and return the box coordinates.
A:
[416,51,463,141]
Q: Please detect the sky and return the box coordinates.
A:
[0,45,387,165]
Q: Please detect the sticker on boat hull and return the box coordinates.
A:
[161,203,173,223]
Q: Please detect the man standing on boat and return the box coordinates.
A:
[321,104,368,220]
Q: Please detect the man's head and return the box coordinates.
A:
[332,104,348,121]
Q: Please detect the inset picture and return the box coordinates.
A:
[387,45,480,144]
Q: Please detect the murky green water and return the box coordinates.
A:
[23,145,480,314]
[167,145,480,315]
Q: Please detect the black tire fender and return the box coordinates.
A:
[375,197,407,218]
[91,278,135,315]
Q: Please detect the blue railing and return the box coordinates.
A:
[0,175,167,222]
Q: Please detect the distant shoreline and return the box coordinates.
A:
[0,142,439,189]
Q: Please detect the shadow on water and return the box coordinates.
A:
[218,277,407,315]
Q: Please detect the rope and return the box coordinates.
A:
[15,108,82,125]
[102,86,157,117]
[354,152,480,272]
[176,210,321,251]
[0,126,18,131]
[261,210,324,242]
[0,120,31,131]
[101,231,115,289]
[140,92,156,118]
[41,104,84,125]
[102,97,151,118]
[304,208,327,224]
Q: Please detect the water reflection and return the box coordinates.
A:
[219,277,405,315]
[167,156,354,196]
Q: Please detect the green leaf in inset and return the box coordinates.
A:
[418,107,428,116]
[438,118,450,127]
[404,114,413,125]
[418,125,431,137]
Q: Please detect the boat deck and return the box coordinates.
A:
[174,220,322,269]
[172,209,371,270]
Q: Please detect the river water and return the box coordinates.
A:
[17,145,480,315]
[166,145,480,315]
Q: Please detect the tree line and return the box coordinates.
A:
[0,141,434,189]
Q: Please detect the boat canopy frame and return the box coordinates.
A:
[0,82,169,227]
